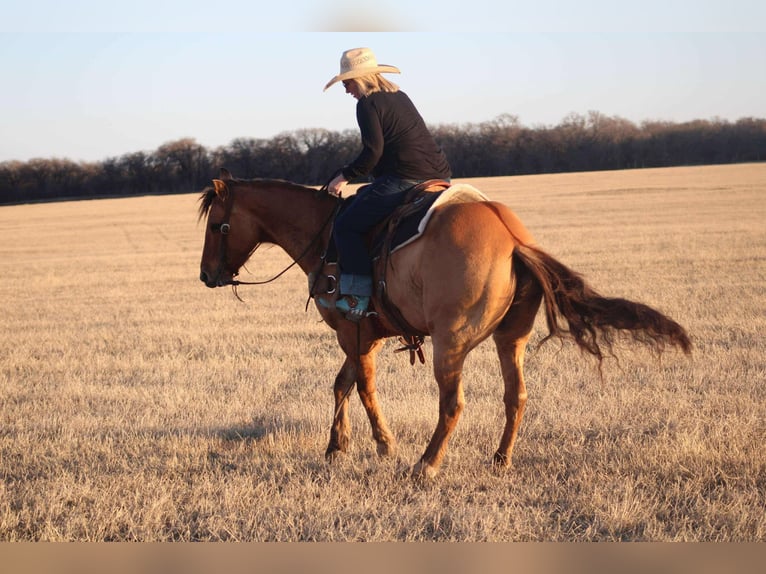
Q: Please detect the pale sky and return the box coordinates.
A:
[1,1,764,163]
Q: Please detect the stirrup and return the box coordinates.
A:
[336,295,372,321]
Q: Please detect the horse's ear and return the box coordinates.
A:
[212,179,229,199]
[219,168,233,180]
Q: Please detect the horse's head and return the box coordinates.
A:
[198,168,260,288]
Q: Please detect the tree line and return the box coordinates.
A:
[1,112,764,204]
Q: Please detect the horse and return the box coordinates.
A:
[197,169,691,479]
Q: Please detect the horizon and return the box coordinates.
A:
[1,111,761,167]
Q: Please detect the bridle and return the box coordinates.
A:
[208,183,340,294]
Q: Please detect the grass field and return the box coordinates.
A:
[1,163,764,541]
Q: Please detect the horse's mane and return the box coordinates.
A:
[197,178,319,222]
[197,186,218,221]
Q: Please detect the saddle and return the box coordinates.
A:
[309,179,486,364]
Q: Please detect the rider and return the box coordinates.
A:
[324,47,452,320]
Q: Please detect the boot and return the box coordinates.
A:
[335,295,370,321]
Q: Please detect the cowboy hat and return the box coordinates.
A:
[323,47,400,91]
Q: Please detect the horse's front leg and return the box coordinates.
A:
[355,341,397,457]
[326,357,355,459]
[327,326,396,460]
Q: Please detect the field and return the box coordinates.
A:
[1,164,764,541]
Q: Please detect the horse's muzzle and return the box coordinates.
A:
[199,270,220,288]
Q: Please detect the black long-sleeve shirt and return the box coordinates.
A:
[342,91,451,182]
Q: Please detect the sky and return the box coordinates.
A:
[1,1,764,163]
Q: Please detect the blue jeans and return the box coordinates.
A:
[333,175,423,296]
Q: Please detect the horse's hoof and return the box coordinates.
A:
[411,460,439,481]
[325,446,347,462]
[377,440,398,457]
[492,451,512,468]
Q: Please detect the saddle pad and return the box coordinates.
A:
[383,183,489,255]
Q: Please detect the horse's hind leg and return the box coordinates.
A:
[492,331,531,467]
[492,265,542,467]
[413,342,467,479]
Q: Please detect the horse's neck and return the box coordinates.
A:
[246,184,334,273]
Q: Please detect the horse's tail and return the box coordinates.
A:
[512,243,692,363]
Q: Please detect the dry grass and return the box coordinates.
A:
[1,164,764,541]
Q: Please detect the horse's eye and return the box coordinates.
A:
[210,223,230,234]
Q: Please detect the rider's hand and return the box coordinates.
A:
[329,173,348,197]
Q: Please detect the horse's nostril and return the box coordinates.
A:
[200,270,218,288]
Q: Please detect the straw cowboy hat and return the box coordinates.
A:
[323,47,400,91]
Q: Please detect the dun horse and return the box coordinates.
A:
[198,169,691,479]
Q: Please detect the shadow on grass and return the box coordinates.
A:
[211,413,315,444]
